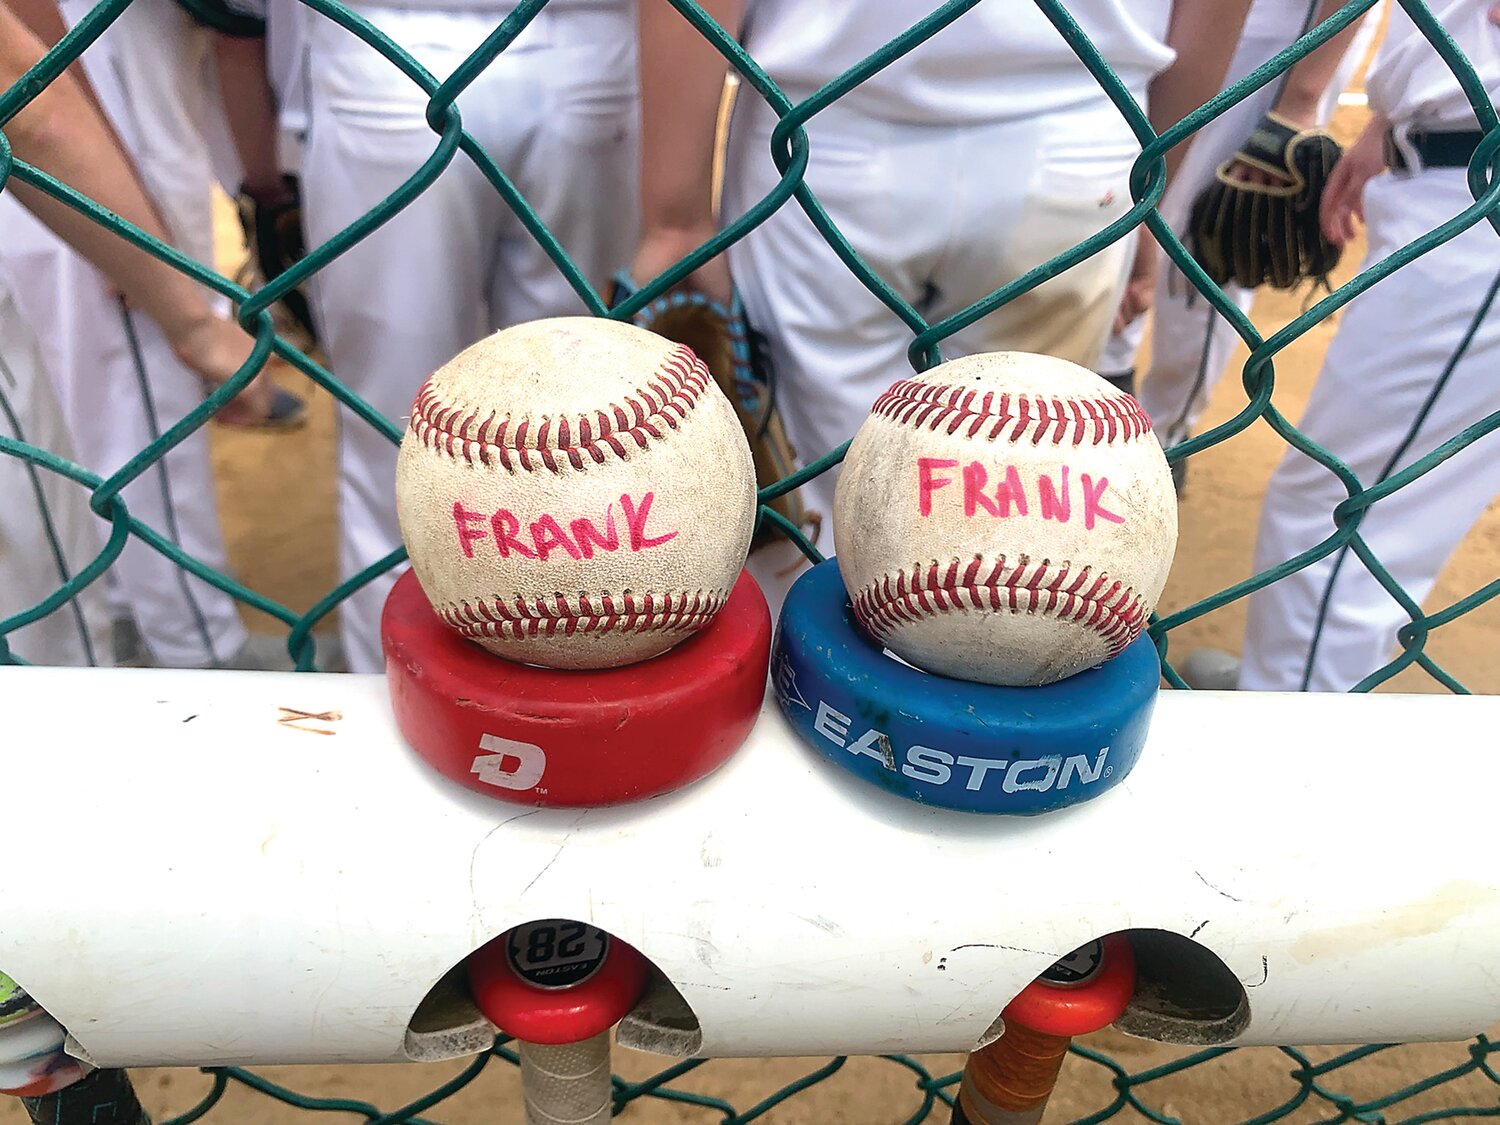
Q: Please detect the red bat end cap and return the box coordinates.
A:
[469,920,649,1045]
[1003,934,1136,1038]
[381,567,771,807]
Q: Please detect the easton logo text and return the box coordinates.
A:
[809,699,1112,794]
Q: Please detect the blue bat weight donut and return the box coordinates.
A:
[772,560,1159,815]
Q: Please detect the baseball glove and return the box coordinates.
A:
[237,175,319,346]
[611,275,815,550]
[1188,112,1343,291]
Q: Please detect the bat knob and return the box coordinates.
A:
[468,920,649,1045]
[1003,933,1136,1038]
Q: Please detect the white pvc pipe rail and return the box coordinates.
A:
[0,666,1495,1068]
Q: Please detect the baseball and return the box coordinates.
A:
[833,351,1177,687]
[395,317,757,669]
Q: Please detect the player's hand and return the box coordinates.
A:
[1112,232,1159,334]
[169,315,277,427]
[1321,114,1389,247]
[631,224,733,306]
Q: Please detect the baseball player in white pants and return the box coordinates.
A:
[0,279,112,667]
[0,0,253,668]
[302,0,639,672]
[634,0,1251,609]
[1100,0,1378,454]
[0,2,272,668]
[1235,0,1500,691]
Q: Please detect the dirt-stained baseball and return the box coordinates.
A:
[834,352,1177,687]
[395,317,757,669]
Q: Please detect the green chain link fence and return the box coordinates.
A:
[3,0,1500,1119]
[81,1035,1500,1124]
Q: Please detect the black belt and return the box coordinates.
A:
[1383,128,1487,172]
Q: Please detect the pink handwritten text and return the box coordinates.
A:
[452,491,679,562]
[917,457,1124,530]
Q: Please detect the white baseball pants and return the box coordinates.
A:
[0,279,113,668]
[0,0,249,668]
[0,202,250,668]
[1240,168,1500,691]
[723,97,1139,561]
[302,3,639,672]
[77,0,239,266]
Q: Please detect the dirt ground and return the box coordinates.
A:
[12,91,1497,1124]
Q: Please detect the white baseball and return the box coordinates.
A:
[395,317,757,669]
[833,351,1177,687]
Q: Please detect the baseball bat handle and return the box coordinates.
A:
[23,1068,150,1125]
[519,1032,613,1125]
[953,1023,1072,1125]
[469,921,648,1124]
[950,935,1136,1125]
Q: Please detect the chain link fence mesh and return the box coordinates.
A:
[2,0,1499,1119]
[107,1034,1500,1124]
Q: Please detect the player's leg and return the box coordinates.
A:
[109,306,257,667]
[1240,171,1500,691]
[302,7,501,672]
[43,0,254,665]
[722,102,941,548]
[1121,30,1286,444]
[266,0,310,169]
[97,0,238,267]
[0,279,113,668]
[1120,0,1375,447]
[485,2,638,328]
[0,201,249,668]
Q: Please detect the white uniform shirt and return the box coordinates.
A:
[1366,0,1500,128]
[738,0,1176,125]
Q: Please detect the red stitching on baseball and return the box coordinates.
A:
[437,587,729,641]
[851,557,1147,659]
[871,379,1151,447]
[407,345,712,472]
